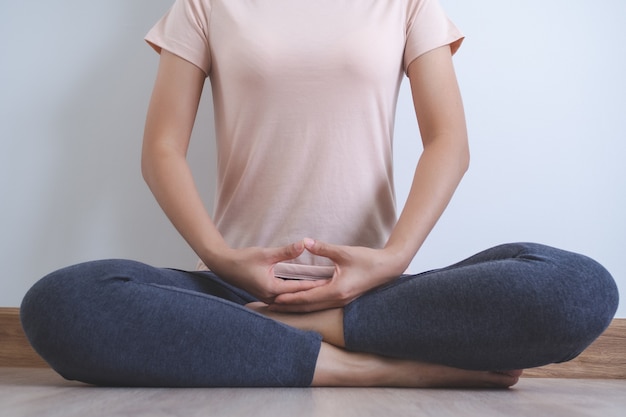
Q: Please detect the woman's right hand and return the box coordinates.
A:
[206,241,326,304]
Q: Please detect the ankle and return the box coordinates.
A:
[311,343,388,387]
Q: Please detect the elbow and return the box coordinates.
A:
[141,143,160,189]
[457,127,470,175]
[140,147,152,186]
[141,141,186,190]
[447,133,470,176]
[460,143,470,175]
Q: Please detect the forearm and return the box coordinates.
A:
[384,45,470,273]
[384,136,469,272]
[142,145,228,267]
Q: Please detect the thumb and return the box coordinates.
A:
[269,240,306,263]
[303,238,343,262]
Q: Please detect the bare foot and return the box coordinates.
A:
[313,343,523,388]
[399,365,523,389]
[246,301,345,347]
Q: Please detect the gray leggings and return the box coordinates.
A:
[20,242,618,387]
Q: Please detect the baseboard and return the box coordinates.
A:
[0,308,48,367]
[523,319,626,379]
[1,308,624,378]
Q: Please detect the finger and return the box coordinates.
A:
[269,301,337,313]
[269,289,343,313]
[268,241,306,263]
[270,285,349,313]
[303,238,345,262]
[272,277,327,295]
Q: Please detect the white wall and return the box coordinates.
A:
[1,1,624,316]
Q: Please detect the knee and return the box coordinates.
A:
[21,264,84,338]
[20,259,142,376]
[542,251,619,362]
[21,259,134,326]
[519,243,618,323]
[565,251,618,327]
[21,264,85,374]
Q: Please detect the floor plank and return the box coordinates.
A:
[1,368,625,417]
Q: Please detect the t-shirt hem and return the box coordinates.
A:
[404,34,465,75]
[196,260,334,280]
[144,35,210,77]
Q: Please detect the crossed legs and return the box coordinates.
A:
[20,243,617,388]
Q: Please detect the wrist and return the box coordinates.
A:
[198,239,233,272]
[381,243,415,276]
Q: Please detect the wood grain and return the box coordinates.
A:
[1,368,626,417]
[2,308,624,378]
[0,308,48,367]
[524,319,626,379]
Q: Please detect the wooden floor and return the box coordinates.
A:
[1,368,625,417]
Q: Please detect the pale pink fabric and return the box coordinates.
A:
[146,0,463,279]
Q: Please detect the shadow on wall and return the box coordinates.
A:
[2,0,216,304]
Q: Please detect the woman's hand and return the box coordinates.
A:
[207,241,327,304]
[268,239,406,313]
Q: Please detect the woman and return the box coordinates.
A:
[21,0,618,388]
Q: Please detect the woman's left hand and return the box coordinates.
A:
[269,238,406,313]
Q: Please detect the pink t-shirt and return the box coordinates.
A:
[146,0,463,279]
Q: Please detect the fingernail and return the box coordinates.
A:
[303,238,315,249]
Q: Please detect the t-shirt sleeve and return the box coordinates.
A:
[404,0,464,73]
[144,0,212,76]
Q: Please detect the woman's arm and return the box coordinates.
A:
[142,50,324,302]
[142,51,225,264]
[385,44,469,269]
[271,45,468,312]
